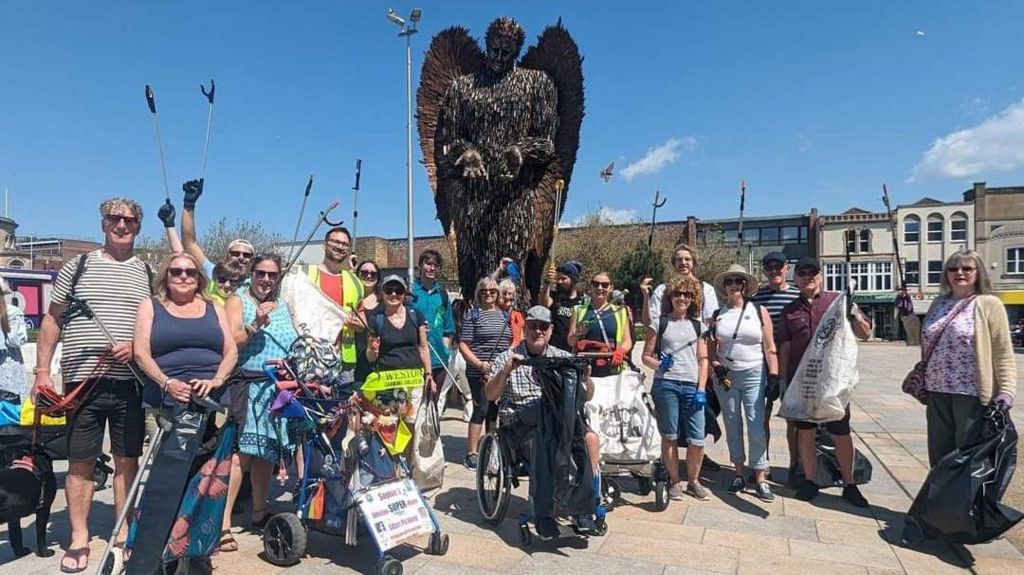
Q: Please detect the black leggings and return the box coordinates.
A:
[467,375,498,426]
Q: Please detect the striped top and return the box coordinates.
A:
[461,307,512,380]
[52,250,152,382]
[750,284,801,340]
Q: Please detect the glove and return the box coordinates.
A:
[766,373,780,402]
[182,178,204,210]
[658,353,674,372]
[157,199,176,228]
[994,392,1014,412]
[610,347,626,367]
[691,390,707,410]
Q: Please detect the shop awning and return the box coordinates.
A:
[852,292,896,305]
[997,290,1024,305]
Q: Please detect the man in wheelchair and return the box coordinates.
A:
[485,306,602,540]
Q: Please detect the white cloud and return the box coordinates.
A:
[621,137,692,180]
[568,206,638,227]
[910,98,1024,181]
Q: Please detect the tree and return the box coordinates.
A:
[613,240,666,312]
[201,217,283,260]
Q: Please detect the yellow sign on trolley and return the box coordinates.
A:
[361,368,425,455]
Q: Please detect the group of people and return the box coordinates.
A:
[2,184,1015,571]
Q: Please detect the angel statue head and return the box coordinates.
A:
[485,17,526,74]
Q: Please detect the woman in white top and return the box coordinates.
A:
[0,280,28,398]
[708,264,779,502]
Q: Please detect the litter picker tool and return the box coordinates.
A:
[272,200,344,303]
[62,294,146,386]
[290,175,315,252]
[145,85,171,201]
[548,179,565,271]
[882,183,906,289]
[352,159,362,246]
[736,179,746,261]
[646,189,667,276]
[198,79,216,183]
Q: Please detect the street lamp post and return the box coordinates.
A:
[387,8,421,283]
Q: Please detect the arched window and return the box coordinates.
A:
[7,259,24,269]
[950,212,968,243]
[926,214,944,242]
[903,215,920,243]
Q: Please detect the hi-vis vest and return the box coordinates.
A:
[572,303,628,347]
[305,265,364,364]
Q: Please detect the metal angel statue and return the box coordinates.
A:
[417,16,584,301]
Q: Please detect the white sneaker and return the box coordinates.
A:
[668,482,686,501]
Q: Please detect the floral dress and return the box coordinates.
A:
[922,296,978,396]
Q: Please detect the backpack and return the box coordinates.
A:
[654,315,702,357]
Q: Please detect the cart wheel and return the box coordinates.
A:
[594,516,609,536]
[94,467,109,491]
[636,476,652,496]
[162,557,213,575]
[261,512,307,566]
[426,532,450,556]
[99,545,124,575]
[654,481,669,512]
[602,477,622,508]
[518,524,533,547]
[378,556,403,575]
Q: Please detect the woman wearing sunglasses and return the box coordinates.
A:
[208,260,247,306]
[353,260,383,385]
[223,253,299,540]
[458,277,513,469]
[708,264,778,502]
[132,252,239,549]
[567,271,633,377]
[641,274,709,501]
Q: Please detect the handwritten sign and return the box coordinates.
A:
[357,478,434,551]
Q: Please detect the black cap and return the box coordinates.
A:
[761,251,787,265]
[794,257,821,272]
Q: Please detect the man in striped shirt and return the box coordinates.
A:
[749,251,800,485]
[32,197,152,573]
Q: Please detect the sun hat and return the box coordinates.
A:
[713,264,759,298]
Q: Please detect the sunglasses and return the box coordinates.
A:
[591,281,611,289]
[724,277,746,286]
[795,269,819,278]
[359,269,378,279]
[947,266,976,274]
[253,270,280,281]
[525,321,551,331]
[104,214,139,227]
[168,267,199,279]
[671,291,694,299]
[480,288,498,295]
[216,276,240,286]
[383,286,406,296]
[228,250,254,259]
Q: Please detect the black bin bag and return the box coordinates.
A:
[908,408,1023,545]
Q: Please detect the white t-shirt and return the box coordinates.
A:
[649,280,719,323]
[651,317,703,383]
[713,302,764,370]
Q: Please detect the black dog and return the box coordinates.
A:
[0,446,56,558]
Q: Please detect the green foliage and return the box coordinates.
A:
[202,217,282,260]
[613,240,666,312]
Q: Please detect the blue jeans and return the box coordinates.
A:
[650,378,705,445]
[714,365,767,470]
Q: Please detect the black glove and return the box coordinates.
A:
[182,178,204,210]
[766,373,780,402]
[157,199,176,228]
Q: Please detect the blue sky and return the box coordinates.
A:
[3,1,1023,243]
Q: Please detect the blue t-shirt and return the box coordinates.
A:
[409,279,455,369]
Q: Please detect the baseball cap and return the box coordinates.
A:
[761,251,787,266]
[380,274,408,290]
[525,305,552,324]
[794,257,821,272]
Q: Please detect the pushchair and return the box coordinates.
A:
[475,355,607,545]
[258,332,449,575]
[0,391,114,490]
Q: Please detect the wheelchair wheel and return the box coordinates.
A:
[93,466,110,491]
[476,431,511,525]
[602,477,623,508]
[262,512,307,566]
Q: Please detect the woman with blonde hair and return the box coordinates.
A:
[458,276,512,469]
[920,250,1016,467]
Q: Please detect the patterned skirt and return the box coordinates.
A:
[237,378,291,462]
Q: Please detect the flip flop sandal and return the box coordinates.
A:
[219,530,239,552]
[59,547,90,574]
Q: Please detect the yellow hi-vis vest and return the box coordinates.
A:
[573,303,628,347]
[306,265,364,364]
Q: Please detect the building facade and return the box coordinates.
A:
[817,208,900,339]
[964,182,1024,323]
[13,237,103,271]
[895,197,973,315]
[689,211,818,277]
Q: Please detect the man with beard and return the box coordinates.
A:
[540,261,584,352]
[302,227,364,372]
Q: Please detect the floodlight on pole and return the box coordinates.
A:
[387,8,422,283]
[386,8,405,27]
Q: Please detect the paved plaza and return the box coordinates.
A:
[2,342,1023,574]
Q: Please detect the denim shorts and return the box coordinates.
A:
[650,378,705,445]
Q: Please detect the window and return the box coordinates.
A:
[845,230,857,254]
[927,260,943,285]
[851,262,870,291]
[723,229,739,244]
[7,259,24,269]
[823,261,892,291]
[744,228,760,245]
[1008,248,1024,275]
[825,263,846,292]
[782,226,800,244]
[799,225,809,243]
[904,216,920,243]
[951,213,968,243]
[905,261,920,285]
[874,261,893,291]
[927,215,944,242]
[759,227,780,244]
[859,229,871,253]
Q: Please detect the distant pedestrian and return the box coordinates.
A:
[0,279,28,398]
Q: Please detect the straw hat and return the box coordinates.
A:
[713,264,759,298]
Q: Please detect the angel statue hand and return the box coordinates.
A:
[500,145,523,181]
[455,149,487,180]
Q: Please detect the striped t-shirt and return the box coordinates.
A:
[52,250,152,382]
[750,284,801,341]
[461,307,513,380]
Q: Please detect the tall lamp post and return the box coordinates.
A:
[387,7,421,283]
